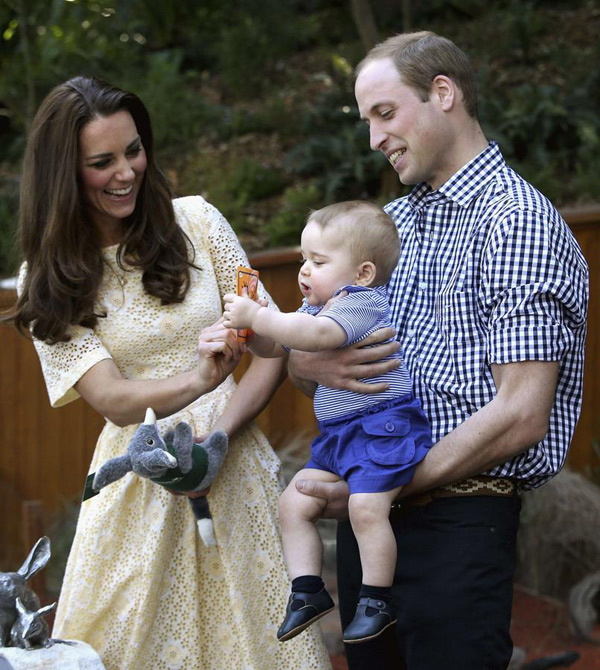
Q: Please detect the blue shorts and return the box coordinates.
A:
[305,395,432,494]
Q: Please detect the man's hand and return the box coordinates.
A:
[288,327,401,394]
[294,478,350,520]
[223,291,262,330]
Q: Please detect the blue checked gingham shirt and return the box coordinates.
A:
[385,142,588,489]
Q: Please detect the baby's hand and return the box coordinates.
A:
[222,292,262,329]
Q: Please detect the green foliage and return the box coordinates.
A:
[264,183,322,247]
[1,0,146,133]
[119,51,227,149]
[230,160,288,203]
[285,88,388,203]
[196,157,289,236]
[209,0,314,98]
[0,177,19,279]
[226,99,291,138]
[478,48,600,203]
[0,0,598,278]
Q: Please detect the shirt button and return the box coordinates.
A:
[407,329,415,337]
[419,281,427,290]
[384,422,395,433]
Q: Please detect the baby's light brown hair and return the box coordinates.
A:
[307,200,400,286]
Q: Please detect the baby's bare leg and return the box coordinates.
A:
[279,468,341,579]
[348,487,401,587]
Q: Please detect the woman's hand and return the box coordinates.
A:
[197,318,245,393]
[288,327,401,394]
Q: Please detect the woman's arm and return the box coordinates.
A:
[246,332,286,359]
[211,352,287,438]
[75,321,244,427]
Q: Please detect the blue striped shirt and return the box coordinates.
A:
[385,142,588,489]
[297,285,413,421]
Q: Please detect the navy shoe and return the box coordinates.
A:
[277,588,335,642]
[343,596,397,644]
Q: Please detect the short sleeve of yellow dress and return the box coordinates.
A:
[39,196,331,670]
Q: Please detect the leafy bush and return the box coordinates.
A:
[1,1,147,133]
[0,177,20,279]
[119,50,229,149]
[284,65,388,204]
[210,0,314,98]
[187,156,289,236]
[0,0,597,277]
[264,183,322,247]
[479,58,600,203]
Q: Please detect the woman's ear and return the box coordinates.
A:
[356,261,376,287]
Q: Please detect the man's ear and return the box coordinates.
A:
[430,74,456,111]
[356,261,377,287]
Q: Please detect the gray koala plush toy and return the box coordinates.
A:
[91,408,228,546]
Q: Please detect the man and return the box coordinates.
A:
[289,31,588,670]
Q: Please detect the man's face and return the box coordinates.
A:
[355,58,451,190]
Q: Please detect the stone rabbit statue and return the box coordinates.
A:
[0,536,51,647]
[10,597,57,650]
[92,408,228,546]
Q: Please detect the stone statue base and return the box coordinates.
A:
[0,640,105,670]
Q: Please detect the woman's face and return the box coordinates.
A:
[78,110,147,246]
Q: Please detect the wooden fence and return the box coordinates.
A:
[1,205,599,563]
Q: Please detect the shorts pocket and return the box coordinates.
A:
[361,412,416,466]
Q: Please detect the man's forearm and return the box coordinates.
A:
[400,360,558,496]
[399,402,524,497]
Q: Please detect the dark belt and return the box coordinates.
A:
[391,475,518,510]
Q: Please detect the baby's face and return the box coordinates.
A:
[298,220,361,306]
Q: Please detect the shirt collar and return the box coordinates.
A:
[408,142,505,211]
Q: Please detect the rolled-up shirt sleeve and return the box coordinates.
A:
[482,208,588,366]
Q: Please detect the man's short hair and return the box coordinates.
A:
[308,201,400,286]
[356,31,478,118]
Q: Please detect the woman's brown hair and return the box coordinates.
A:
[4,76,194,343]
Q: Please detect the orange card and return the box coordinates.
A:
[236,266,260,342]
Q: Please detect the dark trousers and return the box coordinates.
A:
[336,494,521,670]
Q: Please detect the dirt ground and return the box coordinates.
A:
[327,583,600,670]
[510,585,600,669]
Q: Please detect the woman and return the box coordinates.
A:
[4,76,331,670]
